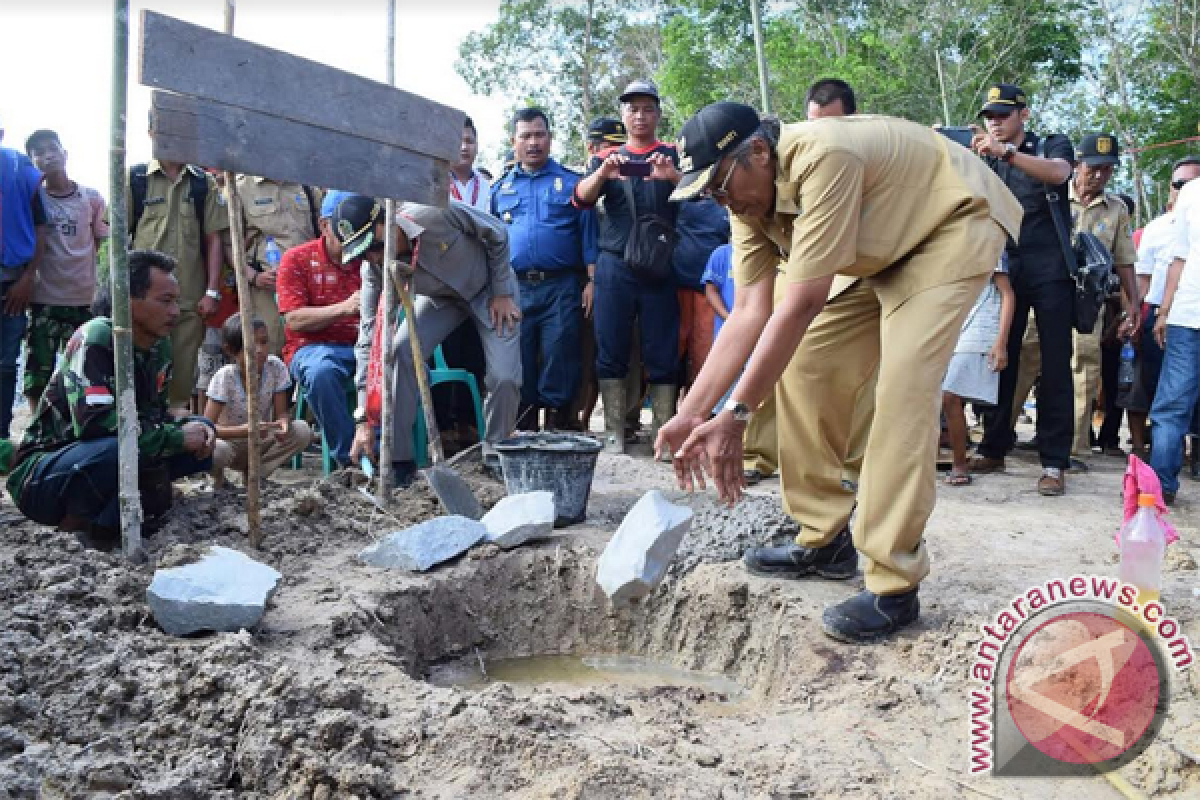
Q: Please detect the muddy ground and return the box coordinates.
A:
[0,418,1198,799]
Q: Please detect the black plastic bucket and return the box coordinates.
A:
[494,433,604,527]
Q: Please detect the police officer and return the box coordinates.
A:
[968,84,1081,496]
[657,103,1022,643]
[491,108,597,430]
[128,152,229,409]
[236,176,321,355]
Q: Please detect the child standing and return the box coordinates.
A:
[204,313,311,487]
[942,254,1014,486]
[702,243,735,341]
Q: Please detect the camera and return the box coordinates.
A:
[936,126,975,149]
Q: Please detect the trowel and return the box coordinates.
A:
[397,279,484,520]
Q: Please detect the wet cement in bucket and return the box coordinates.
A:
[425,653,746,701]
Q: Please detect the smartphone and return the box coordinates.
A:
[936,125,976,149]
[618,160,653,178]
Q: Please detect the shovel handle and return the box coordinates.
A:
[397,280,445,465]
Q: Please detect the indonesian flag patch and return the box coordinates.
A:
[84,386,115,407]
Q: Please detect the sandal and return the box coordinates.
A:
[968,455,1005,474]
[944,469,972,487]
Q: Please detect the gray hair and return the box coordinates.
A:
[730,117,782,164]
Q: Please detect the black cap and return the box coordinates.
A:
[618,79,660,104]
[1078,133,1120,167]
[670,102,761,203]
[587,117,628,145]
[978,83,1028,116]
[332,194,383,264]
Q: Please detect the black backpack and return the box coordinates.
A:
[129,163,208,242]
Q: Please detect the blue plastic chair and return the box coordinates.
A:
[290,377,357,475]
[414,345,486,467]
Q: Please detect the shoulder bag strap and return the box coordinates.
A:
[1035,136,1078,276]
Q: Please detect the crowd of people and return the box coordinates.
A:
[0,73,1196,642]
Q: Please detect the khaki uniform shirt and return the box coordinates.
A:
[236,176,320,265]
[1069,185,1137,266]
[129,161,230,311]
[732,115,1023,312]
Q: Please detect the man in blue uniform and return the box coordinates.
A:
[493,107,598,430]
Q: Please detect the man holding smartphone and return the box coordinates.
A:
[573,79,682,455]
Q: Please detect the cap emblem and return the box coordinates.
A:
[717,130,738,150]
[1097,137,1113,154]
[988,87,1001,101]
[337,218,354,239]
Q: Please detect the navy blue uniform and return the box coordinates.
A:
[572,142,681,383]
[492,159,597,410]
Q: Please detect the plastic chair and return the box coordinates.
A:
[413,345,486,467]
[290,377,357,474]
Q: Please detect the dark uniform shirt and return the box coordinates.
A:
[984,132,1075,288]
[673,197,730,290]
[491,158,598,272]
[572,141,680,255]
[6,318,184,504]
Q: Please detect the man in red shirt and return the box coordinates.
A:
[276,202,363,467]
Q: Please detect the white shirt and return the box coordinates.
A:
[1136,210,1176,307]
[449,169,492,212]
[1168,180,1200,329]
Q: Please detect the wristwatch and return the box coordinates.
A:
[353,407,368,425]
[723,398,753,423]
[204,288,221,300]
[1001,143,1018,162]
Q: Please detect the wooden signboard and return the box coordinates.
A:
[138,10,461,205]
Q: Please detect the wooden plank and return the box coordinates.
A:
[138,10,463,163]
[150,91,449,206]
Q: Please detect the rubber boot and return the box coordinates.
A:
[598,379,626,454]
[649,383,677,461]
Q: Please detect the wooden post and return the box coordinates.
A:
[377,0,398,502]
[749,0,771,113]
[109,0,143,559]
[222,0,263,546]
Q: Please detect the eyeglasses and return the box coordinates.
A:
[704,160,739,203]
[1172,177,1196,190]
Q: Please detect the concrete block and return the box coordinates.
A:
[481,491,556,549]
[359,515,486,571]
[147,546,281,636]
[596,490,693,604]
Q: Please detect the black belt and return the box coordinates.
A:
[517,269,573,284]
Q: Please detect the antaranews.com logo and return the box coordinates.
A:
[968,574,1193,777]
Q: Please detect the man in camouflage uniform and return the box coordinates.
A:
[4,250,216,540]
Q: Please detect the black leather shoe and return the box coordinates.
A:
[393,460,418,489]
[821,588,920,644]
[742,528,857,580]
[1068,457,1090,474]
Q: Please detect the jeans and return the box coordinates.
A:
[518,271,582,409]
[979,279,1074,469]
[15,437,211,529]
[1149,324,1200,494]
[290,343,357,465]
[592,251,680,383]
[0,281,29,439]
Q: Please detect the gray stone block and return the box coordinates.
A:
[596,490,693,604]
[481,491,556,549]
[359,516,486,571]
[146,546,282,636]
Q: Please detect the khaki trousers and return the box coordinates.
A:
[250,285,286,357]
[168,310,204,408]
[212,420,313,479]
[743,391,778,475]
[1011,317,1103,456]
[779,219,1002,594]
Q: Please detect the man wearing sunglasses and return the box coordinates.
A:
[967,84,1077,497]
[655,102,1022,642]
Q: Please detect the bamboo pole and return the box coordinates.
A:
[222,0,263,546]
[935,50,953,126]
[749,0,771,113]
[110,0,142,560]
[376,0,398,503]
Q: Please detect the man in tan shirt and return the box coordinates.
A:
[236,176,321,355]
[129,158,229,408]
[657,103,1022,643]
